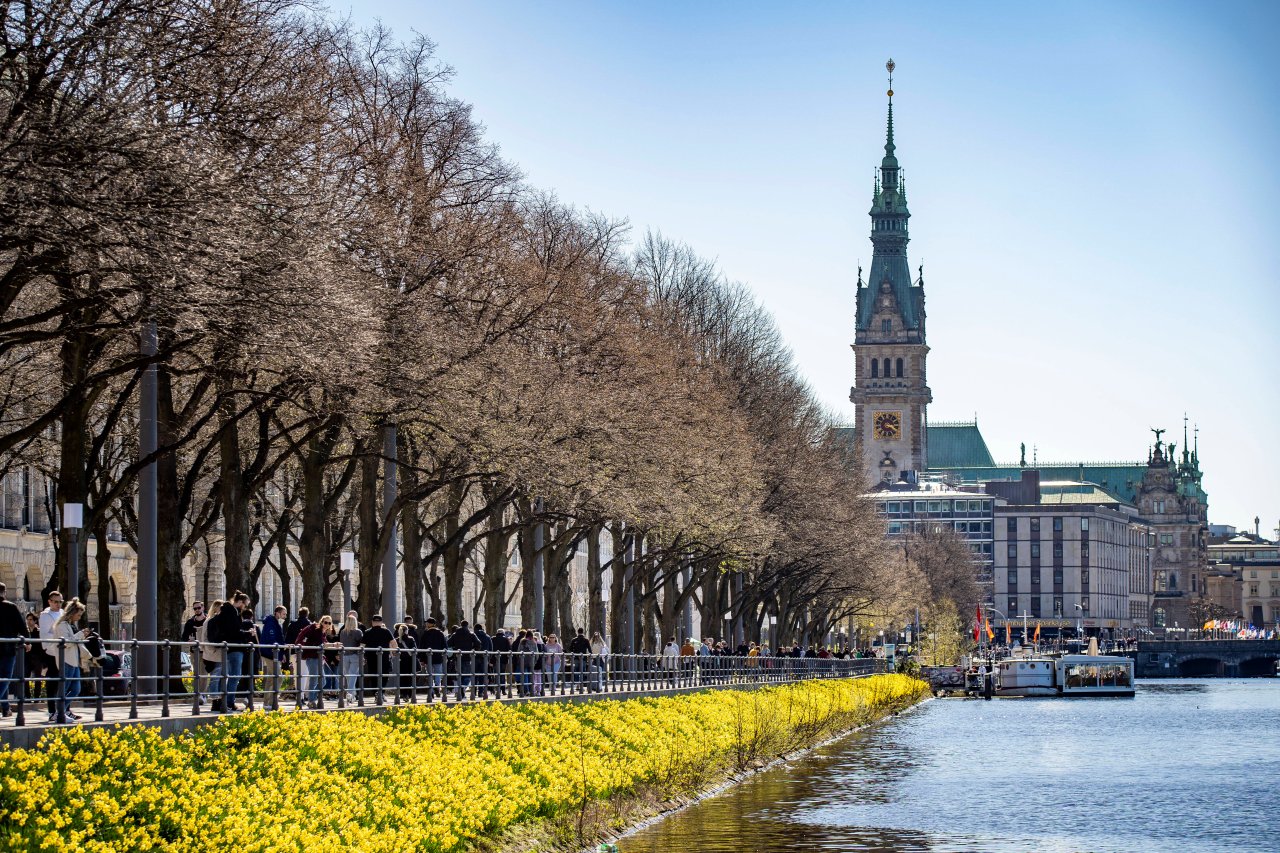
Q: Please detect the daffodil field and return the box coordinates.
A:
[0,675,925,852]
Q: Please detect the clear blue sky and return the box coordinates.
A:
[339,0,1278,534]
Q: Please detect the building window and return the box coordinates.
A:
[1153,607,1166,627]
[870,359,878,378]
[1154,500,1165,514]
[1030,599,1041,616]
[1030,517,1040,534]
[1031,570,1041,586]
[1053,543,1063,559]
[895,357,903,378]
[887,522,902,534]
[1008,571,1018,586]
[1081,599,1090,611]
[1008,597,1018,613]
[881,319,891,334]
[1081,570,1090,585]
[1054,597,1063,615]
[1250,584,1259,597]
[882,358,891,376]
[1031,543,1041,559]
[1053,569,1063,585]
[1053,518,1063,533]
[1159,534,1173,546]
[1007,543,1017,559]
[1007,517,1017,535]
[1080,518,1089,532]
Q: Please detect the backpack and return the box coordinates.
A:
[206,615,223,644]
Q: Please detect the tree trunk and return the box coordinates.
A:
[356,437,381,623]
[217,389,251,597]
[401,499,424,625]
[607,523,629,653]
[586,523,603,637]
[517,498,536,627]
[155,364,187,681]
[298,429,329,614]
[442,481,465,626]
[94,517,112,638]
[481,496,510,630]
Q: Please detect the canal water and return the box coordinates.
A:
[620,680,1280,852]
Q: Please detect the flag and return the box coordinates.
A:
[985,618,995,642]
[1005,622,1011,645]
[975,604,983,643]
[1203,620,1213,631]
[1033,622,1041,643]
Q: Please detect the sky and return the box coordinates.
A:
[339,0,1278,534]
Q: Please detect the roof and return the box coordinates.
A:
[1037,481,1126,506]
[926,422,995,468]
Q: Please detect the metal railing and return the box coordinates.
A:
[0,637,886,727]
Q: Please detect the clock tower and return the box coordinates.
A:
[850,60,931,486]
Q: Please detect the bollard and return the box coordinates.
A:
[94,663,105,722]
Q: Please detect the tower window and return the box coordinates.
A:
[882,358,891,376]
[881,319,891,334]
[895,358,903,377]
[870,359,878,378]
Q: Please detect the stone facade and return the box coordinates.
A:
[1135,436,1209,630]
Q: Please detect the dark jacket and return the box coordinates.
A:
[448,626,479,651]
[207,603,246,647]
[362,625,394,674]
[0,600,24,657]
[568,635,591,656]
[180,615,205,644]
[284,616,310,646]
[492,632,512,653]
[474,628,493,652]
[419,626,447,666]
[259,615,285,660]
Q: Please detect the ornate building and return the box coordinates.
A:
[849,61,931,487]
[1136,426,1209,629]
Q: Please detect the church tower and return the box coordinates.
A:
[850,60,931,486]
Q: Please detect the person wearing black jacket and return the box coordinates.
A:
[568,628,591,692]
[473,623,493,697]
[361,615,394,700]
[180,602,206,644]
[447,620,478,700]
[283,607,311,684]
[490,628,512,697]
[0,584,26,717]
[207,601,247,712]
[418,618,447,697]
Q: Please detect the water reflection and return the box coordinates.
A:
[620,680,1280,853]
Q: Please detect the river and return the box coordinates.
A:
[619,679,1280,852]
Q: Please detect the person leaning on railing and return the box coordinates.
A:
[0,583,26,718]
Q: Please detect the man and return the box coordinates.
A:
[447,620,479,700]
[180,602,206,644]
[38,590,65,722]
[282,606,310,687]
[418,617,447,698]
[207,600,244,712]
[361,615,394,701]
[259,605,287,709]
[568,628,591,692]
[0,583,26,717]
[661,637,681,687]
[229,592,258,706]
[473,623,493,697]
[491,627,512,696]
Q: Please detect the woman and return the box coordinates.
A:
[394,623,418,701]
[23,612,45,700]
[338,612,363,704]
[295,615,332,708]
[322,619,341,696]
[530,631,545,695]
[543,634,564,694]
[196,599,224,711]
[51,598,89,722]
[514,630,537,696]
[589,631,607,693]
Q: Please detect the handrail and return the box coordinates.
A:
[0,637,887,728]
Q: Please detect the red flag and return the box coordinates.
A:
[975,604,983,643]
[985,618,995,642]
[1005,622,1011,645]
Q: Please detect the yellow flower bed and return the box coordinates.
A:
[0,675,925,852]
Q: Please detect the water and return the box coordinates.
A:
[620,680,1280,852]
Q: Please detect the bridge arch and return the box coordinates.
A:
[1238,656,1279,678]
[1178,657,1224,677]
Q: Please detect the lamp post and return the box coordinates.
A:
[1074,603,1084,641]
[339,551,355,615]
[62,503,83,600]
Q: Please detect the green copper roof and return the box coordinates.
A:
[1038,481,1126,506]
[927,423,995,468]
[930,463,1149,505]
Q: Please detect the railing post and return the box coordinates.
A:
[94,661,105,722]
[357,646,366,707]
[192,640,202,716]
[128,639,139,719]
[161,640,171,717]
[55,639,67,724]
[272,645,282,711]
[375,648,384,706]
[245,642,255,713]
[14,641,25,727]
[220,641,231,712]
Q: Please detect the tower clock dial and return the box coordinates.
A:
[873,410,903,440]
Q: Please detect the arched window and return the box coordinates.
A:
[1168,573,1178,591]
[882,358,891,377]
[108,577,118,605]
[1153,607,1166,628]
[895,358,904,378]
[870,359,878,378]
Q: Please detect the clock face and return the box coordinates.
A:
[873,411,902,440]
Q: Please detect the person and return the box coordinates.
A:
[515,630,538,696]
[447,620,479,700]
[180,601,206,645]
[491,627,512,696]
[0,583,26,717]
[530,631,545,695]
[51,598,89,723]
[362,615,394,701]
[473,622,493,697]
[394,622,418,701]
[208,600,247,711]
[338,612,363,704]
[24,611,45,701]
[544,633,564,694]
[38,590,65,719]
[259,605,287,709]
[419,617,447,698]
[197,599,225,710]
[589,631,607,693]
[661,637,681,687]
[283,606,311,683]
[295,616,330,708]
[234,593,259,699]
[568,628,591,692]
[322,618,341,696]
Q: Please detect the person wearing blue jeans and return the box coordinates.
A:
[51,598,89,722]
[0,584,25,717]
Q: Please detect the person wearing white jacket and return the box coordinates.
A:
[51,598,89,723]
[661,638,681,687]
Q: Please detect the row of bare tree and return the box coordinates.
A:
[0,0,976,655]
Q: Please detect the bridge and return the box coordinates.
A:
[1130,640,1280,678]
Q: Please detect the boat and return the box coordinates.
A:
[969,654,1135,698]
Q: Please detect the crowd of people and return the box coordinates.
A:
[0,589,880,723]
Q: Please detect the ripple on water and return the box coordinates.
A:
[619,680,1280,853]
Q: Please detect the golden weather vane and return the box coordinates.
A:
[886,58,895,98]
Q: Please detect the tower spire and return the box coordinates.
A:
[884,59,898,163]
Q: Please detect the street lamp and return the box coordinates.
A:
[1074,603,1084,641]
[62,503,83,599]
[339,551,355,615]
